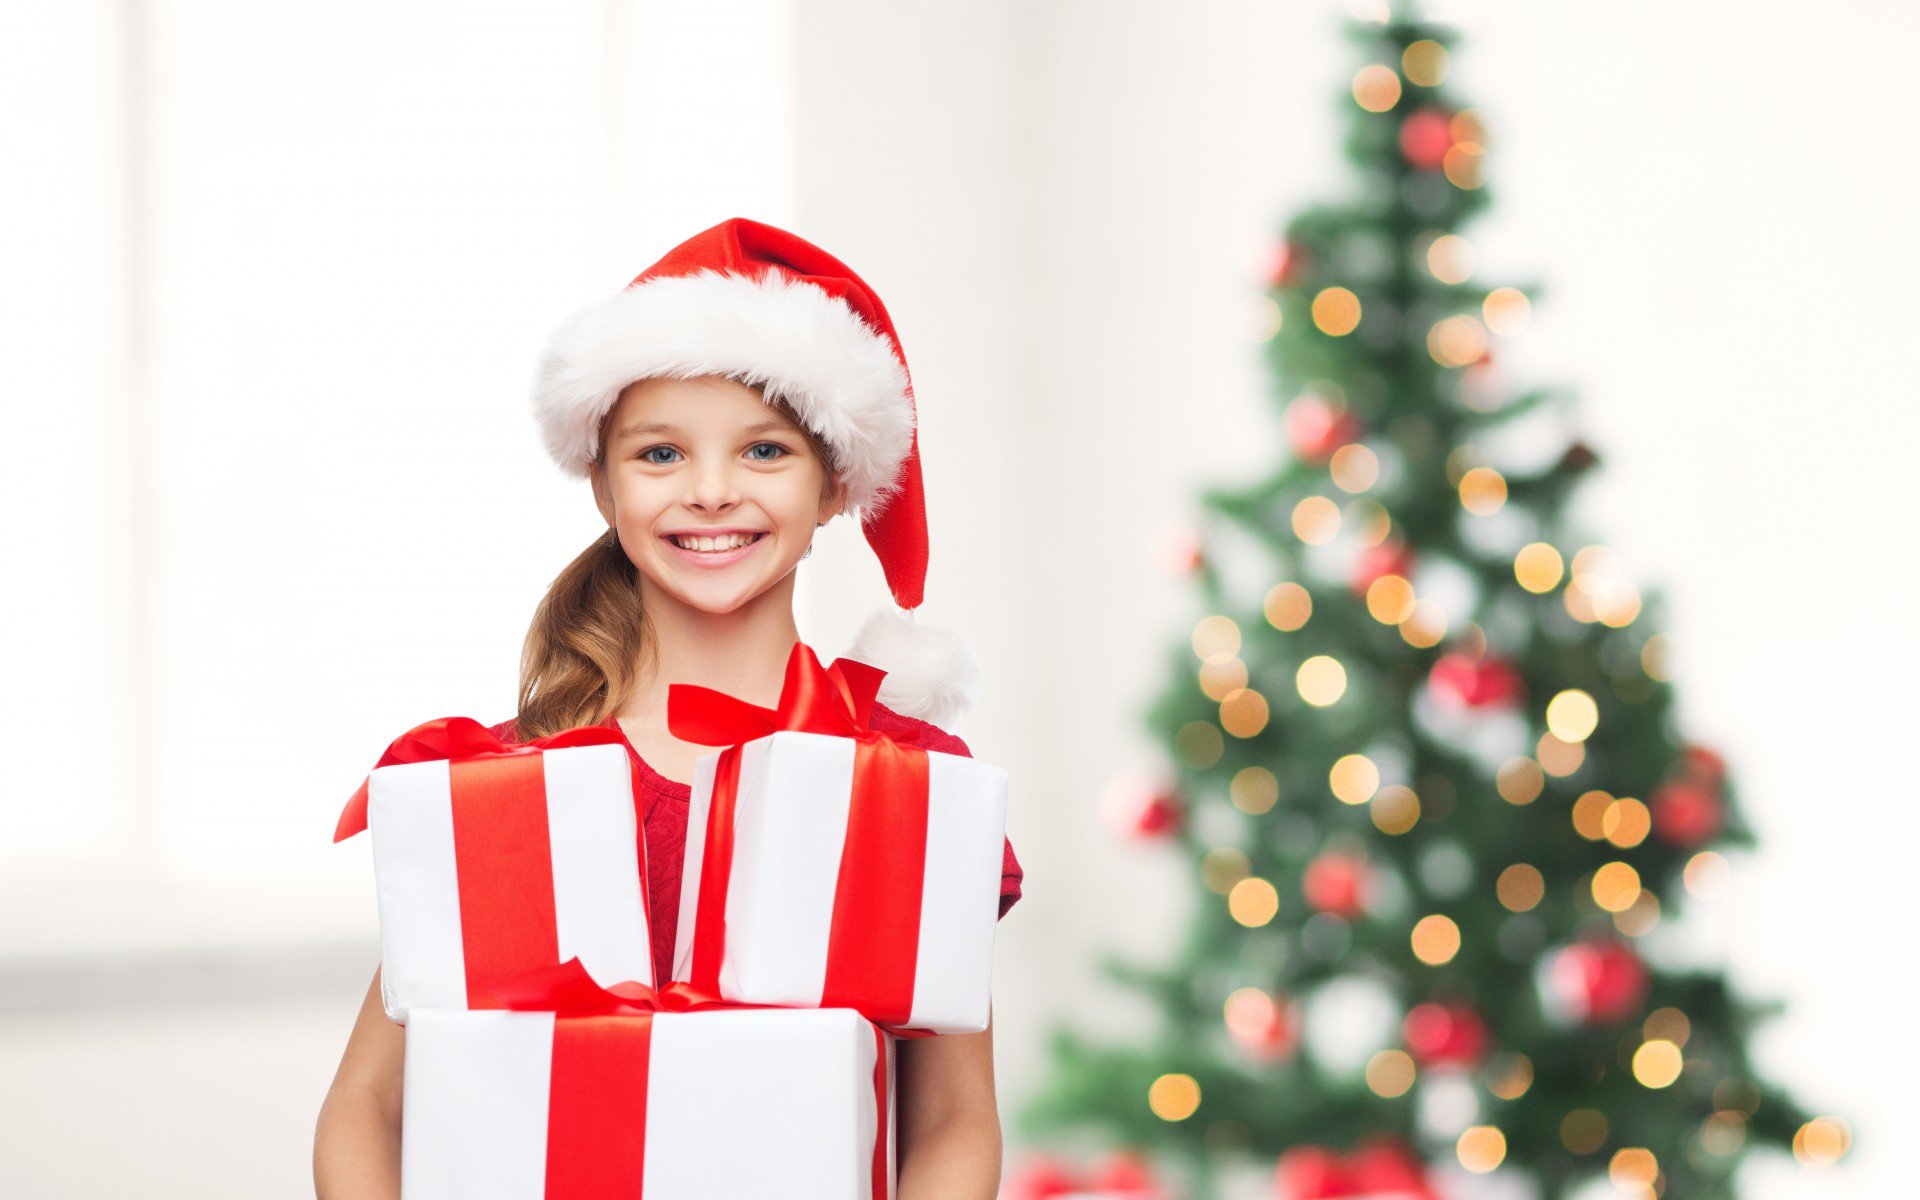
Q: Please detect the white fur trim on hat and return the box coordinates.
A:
[841,605,981,731]
[533,267,916,520]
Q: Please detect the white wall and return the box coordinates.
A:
[0,1,1908,1196]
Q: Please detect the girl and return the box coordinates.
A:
[314,218,1023,1199]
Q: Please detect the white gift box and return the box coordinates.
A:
[671,729,1008,1034]
[370,741,652,1023]
[401,1005,895,1199]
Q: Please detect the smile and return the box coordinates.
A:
[660,531,768,567]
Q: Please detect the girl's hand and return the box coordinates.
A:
[313,966,404,1199]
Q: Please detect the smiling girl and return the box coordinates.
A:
[314,218,1022,1199]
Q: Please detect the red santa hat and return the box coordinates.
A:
[530,216,980,729]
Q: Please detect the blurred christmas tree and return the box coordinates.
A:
[1009,8,1848,1200]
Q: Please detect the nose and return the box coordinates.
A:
[685,455,744,512]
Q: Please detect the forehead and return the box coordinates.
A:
[605,374,802,441]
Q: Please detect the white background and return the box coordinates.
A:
[1,1,1911,1195]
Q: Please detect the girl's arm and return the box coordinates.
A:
[313,966,404,1199]
[893,1003,1004,1200]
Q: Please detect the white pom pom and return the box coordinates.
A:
[840,605,981,730]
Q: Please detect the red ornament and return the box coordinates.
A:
[1427,651,1526,710]
[1284,394,1364,462]
[1103,776,1185,840]
[1005,1149,1165,1200]
[1274,1137,1439,1200]
[1227,990,1300,1063]
[1680,742,1728,784]
[1302,852,1372,919]
[1401,1001,1489,1066]
[1651,778,1723,846]
[1544,938,1650,1026]
[1351,538,1415,593]
[1267,238,1311,289]
[1398,107,1455,170]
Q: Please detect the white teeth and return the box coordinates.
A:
[671,532,761,552]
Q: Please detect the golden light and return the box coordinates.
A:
[1458,466,1507,515]
[1198,656,1250,701]
[1296,655,1349,706]
[1201,848,1252,894]
[1644,1008,1691,1046]
[1514,542,1564,592]
[1312,286,1364,335]
[1428,314,1489,368]
[1591,861,1642,913]
[1231,766,1280,815]
[1451,110,1488,143]
[1632,1039,1684,1088]
[1456,1126,1507,1174]
[1426,233,1475,284]
[1330,443,1380,492]
[1602,797,1652,848]
[1641,633,1673,681]
[1371,785,1421,835]
[1228,877,1281,927]
[1496,756,1545,805]
[1684,850,1731,899]
[1545,688,1599,741]
[1613,889,1662,937]
[1700,1111,1747,1157]
[1793,1116,1851,1165]
[1482,287,1532,336]
[1148,1073,1202,1121]
[1244,294,1283,342]
[1535,731,1585,777]
[1351,64,1402,112]
[1264,581,1313,631]
[1223,987,1277,1038]
[1561,1109,1608,1155]
[1399,599,1448,647]
[1402,39,1450,87]
[1366,574,1417,624]
[1572,789,1614,840]
[1486,1052,1533,1100]
[1366,1049,1416,1097]
[1292,495,1343,543]
[1220,688,1271,738]
[1496,863,1545,912]
[1329,754,1381,805]
[1609,1148,1659,1188]
[1191,615,1241,663]
[1444,141,1486,189]
[1174,721,1224,770]
[1411,914,1461,964]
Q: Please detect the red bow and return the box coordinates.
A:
[470,956,785,1018]
[332,716,629,843]
[666,641,887,746]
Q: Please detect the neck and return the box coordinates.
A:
[623,570,802,719]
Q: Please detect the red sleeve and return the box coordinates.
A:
[914,725,1023,921]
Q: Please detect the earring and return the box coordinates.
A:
[802,544,813,559]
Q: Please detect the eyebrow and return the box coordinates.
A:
[613,418,795,441]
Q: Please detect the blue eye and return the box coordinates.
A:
[641,446,679,465]
[748,442,790,462]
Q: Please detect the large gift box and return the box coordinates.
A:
[401,960,896,1199]
[668,642,1009,1035]
[334,718,654,1023]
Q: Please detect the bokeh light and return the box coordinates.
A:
[1297,656,1349,706]
[1148,1073,1201,1121]
[1312,286,1364,335]
[1366,1049,1416,1097]
[1330,754,1381,805]
[1632,1039,1683,1088]
[1496,864,1544,912]
[1514,541,1564,592]
[1351,65,1402,112]
[1546,689,1599,741]
[1371,785,1421,835]
[1458,466,1507,514]
[1496,756,1545,805]
[1456,1126,1506,1173]
[1228,877,1280,927]
[1411,914,1461,964]
[1401,39,1449,87]
[1561,1108,1608,1154]
[1191,615,1240,663]
[1426,233,1475,283]
[1231,766,1280,815]
[1292,495,1343,543]
[1265,581,1312,631]
[1366,574,1417,624]
[1220,687,1270,737]
[1591,862,1642,912]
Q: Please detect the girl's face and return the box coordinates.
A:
[589,374,845,615]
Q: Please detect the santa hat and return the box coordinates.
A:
[530,216,980,729]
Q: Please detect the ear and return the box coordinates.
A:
[818,470,850,525]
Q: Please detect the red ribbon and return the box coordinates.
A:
[333,716,633,843]
[1274,1138,1439,1200]
[669,643,936,1038]
[475,958,893,1199]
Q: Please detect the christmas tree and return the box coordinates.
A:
[1010,9,1846,1200]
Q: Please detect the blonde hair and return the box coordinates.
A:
[511,384,840,740]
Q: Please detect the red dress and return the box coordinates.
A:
[488,704,1024,988]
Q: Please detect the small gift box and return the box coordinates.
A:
[401,959,896,1199]
[668,642,1008,1035]
[334,718,654,1023]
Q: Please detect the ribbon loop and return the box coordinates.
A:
[666,642,890,748]
[333,716,629,843]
